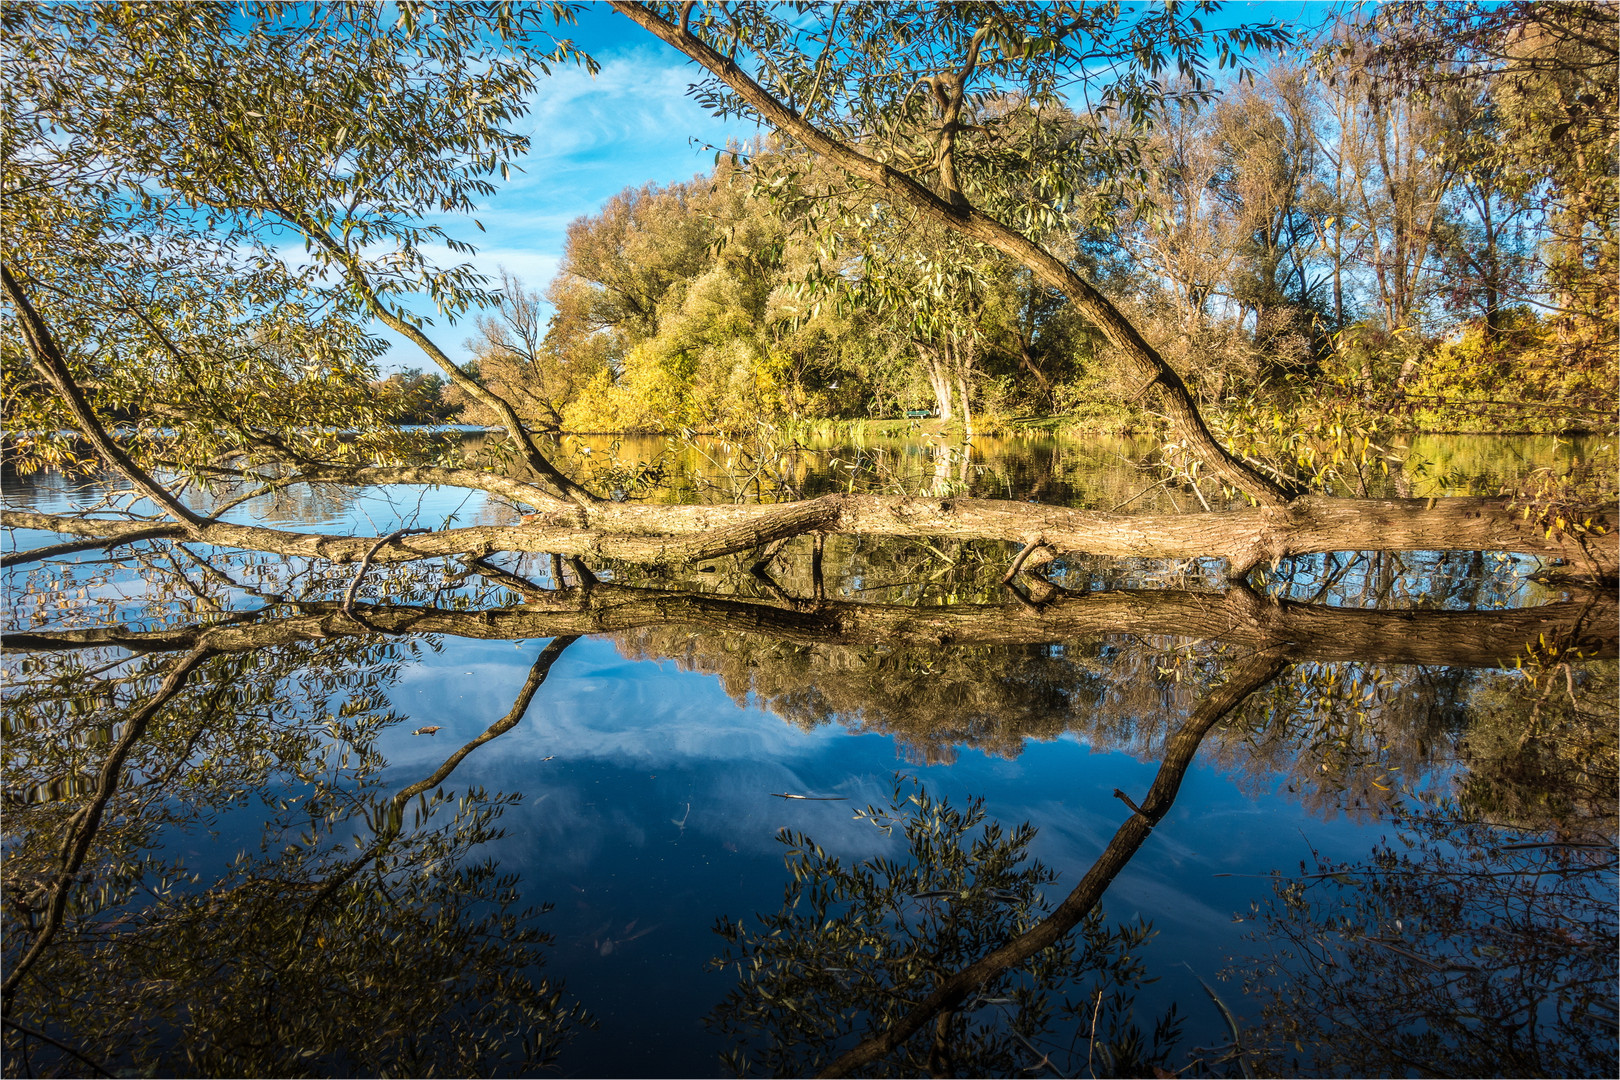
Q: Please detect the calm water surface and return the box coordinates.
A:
[3,434,1614,1077]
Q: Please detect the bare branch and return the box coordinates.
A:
[343,528,432,616]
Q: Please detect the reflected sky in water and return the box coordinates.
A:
[3,433,1614,1077]
[341,634,1409,1075]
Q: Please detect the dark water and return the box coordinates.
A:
[3,435,1615,1078]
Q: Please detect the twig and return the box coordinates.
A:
[1107,478,1170,513]
[1085,987,1103,1079]
[1183,963,1252,1080]
[1001,535,1048,584]
[341,527,429,616]
[1,1017,114,1077]
[1112,788,1145,816]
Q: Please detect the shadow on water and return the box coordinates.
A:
[2,436,1615,1077]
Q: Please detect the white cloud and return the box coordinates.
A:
[256,44,759,372]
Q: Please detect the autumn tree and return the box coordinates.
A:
[455,270,606,430]
[2,1,1612,623]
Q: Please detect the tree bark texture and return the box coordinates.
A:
[8,492,1613,578]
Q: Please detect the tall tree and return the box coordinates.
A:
[1215,68,1328,354]
[610,0,1305,504]
[458,270,607,430]
[1318,28,1462,345]
[1130,86,1246,335]
[1348,0,1618,375]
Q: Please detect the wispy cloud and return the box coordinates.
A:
[360,45,756,371]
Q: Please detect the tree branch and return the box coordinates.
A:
[5,585,1612,671]
[1,528,182,568]
[933,23,993,207]
[1,645,214,1005]
[607,2,1300,505]
[294,635,577,947]
[818,649,1292,1076]
[6,490,1613,578]
[288,217,601,507]
[1,266,209,533]
[0,1017,114,1078]
[342,528,431,616]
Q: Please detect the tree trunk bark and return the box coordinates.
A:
[9,586,1611,670]
[956,374,973,442]
[917,340,953,421]
[8,492,1614,579]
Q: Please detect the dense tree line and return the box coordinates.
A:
[444,2,1614,436]
[4,0,1614,570]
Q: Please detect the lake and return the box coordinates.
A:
[3,433,1615,1078]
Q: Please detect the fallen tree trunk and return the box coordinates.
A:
[6,584,1613,668]
[7,492,1614,578]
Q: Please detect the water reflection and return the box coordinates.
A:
[3,626,589,1076]
[1238,805,1617,1079]
[708,779,1186,1078]
[3,455,1617,1076]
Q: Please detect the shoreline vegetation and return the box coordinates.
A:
[406,407,1615,441]
[553,414,1614,441]
[3,4,1616,1076]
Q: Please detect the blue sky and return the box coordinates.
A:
[381,1,1336,372]
[379,4,762,371]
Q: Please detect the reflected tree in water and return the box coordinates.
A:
[707,778,1186,1079]
[4,534,1616,1076]
[1233,804,1618,1079]
[1455,660,1618,831]
[2,609,589,1077]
